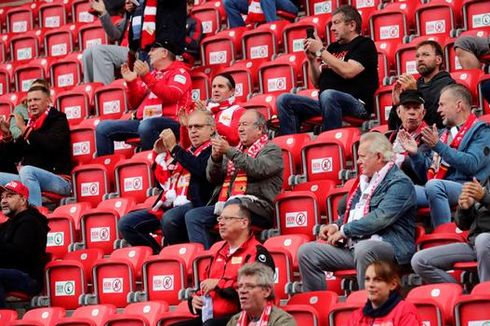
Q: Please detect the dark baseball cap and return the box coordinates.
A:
[147,40,179,55]
[400,90,425,106]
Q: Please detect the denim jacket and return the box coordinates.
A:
[336,165,417,265]
[409,120,490,184]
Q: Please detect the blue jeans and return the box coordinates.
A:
[223,0,298,27]
[482,80,490,104]
[0,166,72,207]
[161,203,194,245]
[0,269,41,307]
[277,90,368,135]
[415,180,463,228]
[118,209,163,254]
[95,118,180,156]
[185,205,217,249]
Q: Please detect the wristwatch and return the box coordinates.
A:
[315,47,326,58]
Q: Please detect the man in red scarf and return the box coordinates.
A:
[298,132,416,292]
[397,84,490,228]
[175,202,275,326]
[0,86,72,207]
[228,263,295,326]
[184,110,283,249]
[95,40,192,156]
[194,73,245,146]
[118,110,215,254]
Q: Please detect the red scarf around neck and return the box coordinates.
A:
[236,302,273,326]
[427,114,478,180]
[140,0,157,51]
[218,134,269,201]
[207,96,237,115]
[28,107,51,131]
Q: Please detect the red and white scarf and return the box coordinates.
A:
[343,161,395,224]
[151,141,211,214]
[140,0,157,51]
[392,121,427,166]
[245,0,265,24]
[236,302,273,326]
[217,134,269,203]
[207,96,237,115]
[427,114,478,180]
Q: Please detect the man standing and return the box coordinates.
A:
[389,40,455,129]
[398,84,490,227]
[178,202,275,326]
[184,110,283,249]
[227,263,296,326]
[298,132,416,291]
[0,181,50,307]
[118,110,215,252]
[0,86,72,206]
[277,5,378,135]
[95,40,192,155]
[411,177,490,284]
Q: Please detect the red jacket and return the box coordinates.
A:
[348,300,422,326]
[196,236,274,318]
[127,61,192,121]
[214,103,245,146]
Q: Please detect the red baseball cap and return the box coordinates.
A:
[0,181,29,199]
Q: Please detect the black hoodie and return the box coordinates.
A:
[0,207,50,286]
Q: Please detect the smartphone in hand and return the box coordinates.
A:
[306,27,315,39]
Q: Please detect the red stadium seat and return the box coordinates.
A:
[55,304,116,326]
[415,0,459,37]
[64,248,104,284]
[293,180,336,216]
[6,3,37,33]
[374,84,395,125]
[44,24,78,58]
[191,1,224,35]
[328,290,367,326]
[200,27,248,67]
[0,310,17,324]
[241,20,290,61]
[113,151,155,203]
[155,302,194,325]
[78,21,108,51]
[50,54,82,89]
[104,301,169,326]
[9,307,65,326]
[55,83,103,126]
[46,213,76,260]
[39,1,67,29]
[274,191,321,239]
[72,0,96,24]
[305,0,341,18]
[326,178,356,224]
[9,30,42,63]
[406,283,463,326]
[283,17,329,54]
[52,202,93,230]
[258,53,303,94]
[462,0,490,32]
[190,71,210,102]
[78,198,136,254]
[288,291,338,326]
[221,61,257,102]
[369,2,415,44]
[70,118,99,165]
[451,69,484,107]
[94,79,128,120]
[282,305,319,325]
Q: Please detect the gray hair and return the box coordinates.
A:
[247,109,268,134]
[189,109,216,127]
[441,83,472,109]
[360,132,394,162]
[238,262,275,300]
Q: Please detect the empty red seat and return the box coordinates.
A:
[462,0,490,31]
[9,307,65,326]
[55,304,116,326]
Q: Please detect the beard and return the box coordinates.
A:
[417,63,436,77]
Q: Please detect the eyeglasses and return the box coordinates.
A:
[237,283,267,291]
[216,215,245,223]
[188,124,210,130]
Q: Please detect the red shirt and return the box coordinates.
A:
[348,300,422,326]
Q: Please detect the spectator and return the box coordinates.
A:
[183,0,204,65]
[454,35,490,103]
[95,40,192,156]
[184,110,283,249]
[397,84,490,227]
[224,0,298,28]
[227,262,296,326]
[389,40,455,129]
[277,5,378,135]
[193,73,245,146]
[0,86,72,207]
[298,132,416,291]
[83,0,136,85]
[411,177,490,283]
[175,202,275,326]
[118,110,215,253]
[0,181,50,307]
[389,90,430,185]
[348,260,421,325]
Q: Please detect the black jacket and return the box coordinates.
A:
[167,145,213,207]
[388,71,456,130]
[456,178,490,245]
[0,108,72,175]
[0,207,50,285]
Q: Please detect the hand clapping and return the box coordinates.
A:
[420,124,439,148]
[211,136,229,160]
